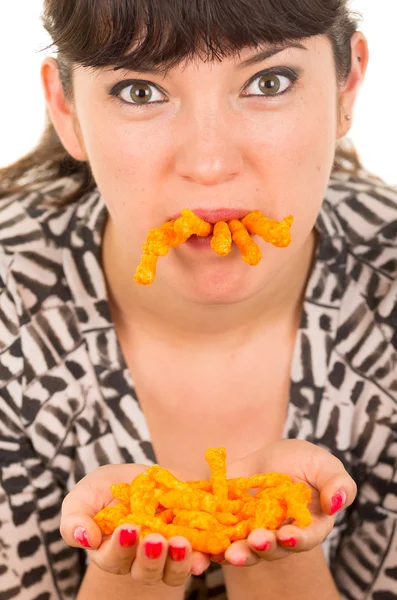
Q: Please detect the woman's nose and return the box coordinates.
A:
[173,111,244,186]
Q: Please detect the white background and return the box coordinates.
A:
[0,0,396,185]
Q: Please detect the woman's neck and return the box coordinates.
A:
[102,218,317,344]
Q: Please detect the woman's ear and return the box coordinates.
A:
[337,31,369,139]
[41,57,88,161]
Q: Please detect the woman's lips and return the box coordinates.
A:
[169,208,251,224]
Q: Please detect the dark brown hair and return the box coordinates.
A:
[0,0,365,204]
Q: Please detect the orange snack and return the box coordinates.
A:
[241,211,294,248]
[210,221,232,256]
[93,503,130,535]
[174,209,213,238]
[110,483,132,509]
[93,447,312,555]
[157,489,218,514]
[133,254,158,286]
[205,447,228,501]
[173,510,225,532]
[146,465,193,492]
[228,219,262,266]
[134,209,294,285]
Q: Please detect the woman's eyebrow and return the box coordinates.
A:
[236,42,307,69]
[106,41,307,77]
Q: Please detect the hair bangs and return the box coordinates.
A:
[43,0,345,75]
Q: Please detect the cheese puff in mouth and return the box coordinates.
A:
[134,210,294,285]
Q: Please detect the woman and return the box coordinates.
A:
[0,0,396,599]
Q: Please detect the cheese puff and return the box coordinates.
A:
[252,497,287,530]
[93,503,130,535]
[146,465,194,492]
[228,219,261,266]
[158,489,218,514]
[129,472,157,514]
[215,512,239,526]
[241,211,294,248]
[205,447,228,501]
[110,483,131,509]
[256,483,312,528]
[142,224,172,257]
[173,510,225,532]
[163,220,192,247]
[186,480,212,493]
[216,498,244,514]
[133,254,158,286]
[276,482,312,527]
[210,221,232,256]
[174,209,213,238]
[155,508,175,524]
[228,472,292,494]
[224,518,255,542]
[120,515,231,554]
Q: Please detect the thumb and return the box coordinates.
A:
[306,448,357,516]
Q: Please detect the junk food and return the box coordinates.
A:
[93,447,311,554]
[134,210,293,285]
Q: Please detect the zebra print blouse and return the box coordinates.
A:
[0,170,396,600]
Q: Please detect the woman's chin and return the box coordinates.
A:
[161,255,263,304]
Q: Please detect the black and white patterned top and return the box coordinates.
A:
[0,170,397,600]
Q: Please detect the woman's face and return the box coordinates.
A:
[70,35,343,303]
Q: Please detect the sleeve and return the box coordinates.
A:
[331,411,397,599]
[0,251,85,600]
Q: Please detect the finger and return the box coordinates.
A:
[191,550,211,576]
[298,448,357,514]
[60,513,103,550]
[224,540,259,567]
[275,513,334,555]
[319,474,357,516]
[247,528,277,558]
[130,533,168,584]
[90,524,140,575]
[163,537,192,587]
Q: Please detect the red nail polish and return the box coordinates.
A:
[73,527,92,548]
[231,556,247,566]
[330,489,347,515]
[144,541,163,559]
[279,537,297,548]
[169,545,187,561]
[119,528,137,548]
[252,540,271,552]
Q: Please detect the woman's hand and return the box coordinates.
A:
[60,464,210,587]
[219,439,357,567]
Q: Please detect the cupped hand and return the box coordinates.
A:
[60,464,210,586]
[216,439,357,567]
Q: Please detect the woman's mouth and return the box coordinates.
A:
[169,208,251,224]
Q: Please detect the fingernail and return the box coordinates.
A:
[168,545,187,561]
[252,540,271,552]
[119,528,137,548]
[330,489,347,515]
[230,555,247,566]
[73,527,92,548]
[144,541,163,559]
[279,537,297,548]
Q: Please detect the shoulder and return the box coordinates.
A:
[322,169,397,249]
[0,176,106,343]
[0,175,104,255]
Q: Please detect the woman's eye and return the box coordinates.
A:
[242,71,296,97]
[113,81,166,106]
